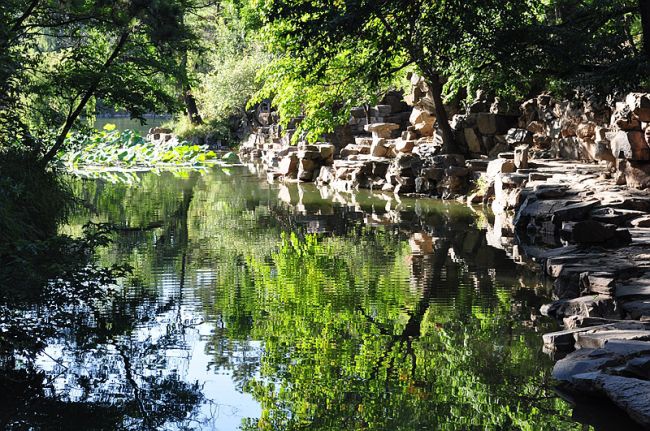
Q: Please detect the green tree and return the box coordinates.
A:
[0,0,199,163]
[258,0,538,151]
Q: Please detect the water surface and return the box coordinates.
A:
[2,166,615,430]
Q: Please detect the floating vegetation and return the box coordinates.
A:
[59,124,228,169]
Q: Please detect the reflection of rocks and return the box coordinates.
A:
[409,232,434,255]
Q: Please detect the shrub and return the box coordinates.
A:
[0,149,74,245]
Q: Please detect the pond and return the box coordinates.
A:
[0,166,640,430]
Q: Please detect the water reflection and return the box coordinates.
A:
[0,166,596,429]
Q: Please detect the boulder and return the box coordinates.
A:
[318,143,335,160]
[513,145,529,169]
[505,128,533,145]
[486,158,516,179]
[560,220,618,244]
[619,160,650,189]
[278,154,298,177]
[540,294,618,320]
[298,158,317,181]
[626,93,650,122]
[409,108,436,136]
[370,139,389,157]
[477,113,497,135]
[580,272,617,295]
[364,123,400,140]
[611,130,650,161]
[464,128,482,153]
[395,139,415,153]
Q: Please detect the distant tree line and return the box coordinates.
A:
[0,0,648,162]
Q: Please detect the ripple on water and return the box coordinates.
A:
[2,167,608,430]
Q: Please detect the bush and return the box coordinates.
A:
[0,149,74,245]
[171,116,234,146]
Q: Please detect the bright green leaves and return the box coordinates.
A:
[60,128,221,168]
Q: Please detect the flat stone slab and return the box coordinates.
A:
[544,324,615,351]
[553,350,616,382]
[616,278,650,299]
[590,374,650,428]
[622,299,650,319]
[576,330,650,349]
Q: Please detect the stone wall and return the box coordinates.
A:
[239,78,650,197]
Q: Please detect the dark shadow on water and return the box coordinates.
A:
[0,165,620,430]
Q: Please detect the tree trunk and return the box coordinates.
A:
[183,86,203,125]
[428,76,459,154]
[180,50,202,125]
[42,29,131,164]
[640,0,650,60]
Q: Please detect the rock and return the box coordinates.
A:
[590,207,646,225]
[364,123,400,140]
[505,128,533,145]
[551,200,600,224]
[409,108,435,136]
[540,295,617,320]
[631,216,650,227]
[421,167,444,181]
[596,374,650,427]
[298,158,317,181]
[552,347,620,378]
[298,150,322,160]
[370,139,389,157]
[278,154,298,177]
[477,113,497,135]
[316,166,334,184]
[149,127,173,135]
[395,139,415,153]
[619,160,650,189]
[626,93,650,122]
[222,152,240,163]
[576,329,650,349]
[486,158,516,179]
[445,166,469,177]
[355,137,373,146]
[580,272,617,295]
[466,159,489,172]
[534,184,568,199]
[616,278,650,299]
[611,131,650,161]
[514,145,529,169]
[622,300,650,319]
[561,220,618,244]
[318,143,335,160]
[464,128,482,153]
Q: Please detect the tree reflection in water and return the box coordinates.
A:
[0,167,611,430]
[0,221,205,430]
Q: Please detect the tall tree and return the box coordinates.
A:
[259,0,536,152]
[0,0,199,163]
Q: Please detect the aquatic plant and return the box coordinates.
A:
[60,125,220,168]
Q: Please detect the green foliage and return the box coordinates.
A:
[489,0,648,97]
[166,0,270,145]
[60,126,218,168]
[0,0,200,161]
[0,149,73,245]
[253,0,539,141]
[254,53,408,142]
[198,46,270,122]
[172,115,235,146]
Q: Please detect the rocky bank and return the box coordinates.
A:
[236,80,650,427]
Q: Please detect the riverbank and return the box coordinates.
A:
[237,89,650,427]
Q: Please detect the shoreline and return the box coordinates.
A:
[238,131,650,426]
